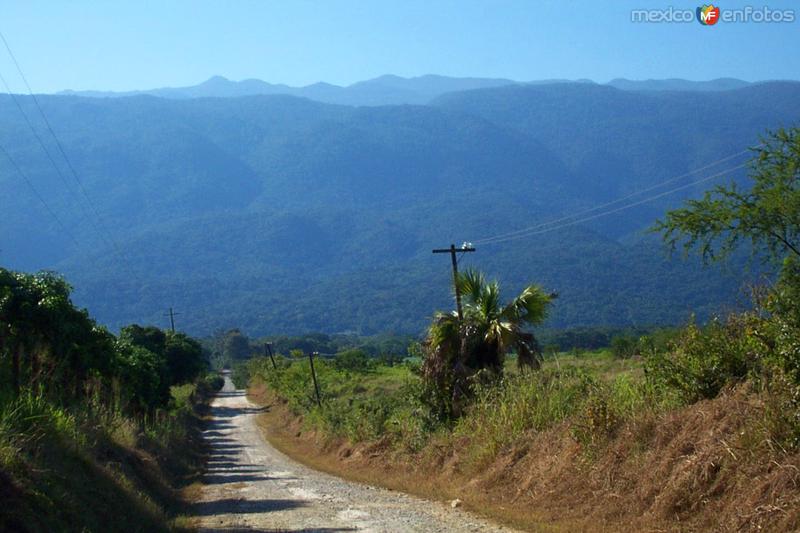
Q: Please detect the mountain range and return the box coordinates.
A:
[58,74,764,107]
[3,78,799,336]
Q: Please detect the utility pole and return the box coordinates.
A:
[265,342,277,369]
[164,307,180,333]
[432,243,476,321]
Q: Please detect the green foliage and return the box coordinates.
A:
[223,329,251,360]
[120,324,167,359]
[0,269,115,402]
[0,268,222,530]
[163,332,207,384]
[644,128,800,445]
[245,333,416,362]
[249,354,433,448]
[119,325,206,385]
[0,378,220,532]
[641,289,800,451]
[256,348,669,468]
[610,334,643,359]
[421,269,554,419]
[333,349,372,372]
[231,361,251,389]
[644,317,761,402]
[1,267,209,415]
[457,369,589,462]
[760,258,800,383]
[113,340,170,413]
[655,127,800,266]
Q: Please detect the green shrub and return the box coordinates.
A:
[610,335,638,359]
[644,316,763,403]
[333,349,372,372]
[231,361,250,389]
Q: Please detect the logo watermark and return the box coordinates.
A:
[631,5,795,24]
[697,5,721,25]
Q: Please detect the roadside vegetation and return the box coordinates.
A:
[0,269,222,532]
[243,128,800,531]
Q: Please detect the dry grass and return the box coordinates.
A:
[249,380,800,532]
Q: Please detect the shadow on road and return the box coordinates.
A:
[214,391,245,398]
[202,473,279,485]
[205,465,266,473]
[190,498,308,516]
[210,405,268,417]
[203,527,358,533]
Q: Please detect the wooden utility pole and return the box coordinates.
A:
[309,351,322,407]
[265,342,277,369]
[432,243,476,321]
[165,307,180,333]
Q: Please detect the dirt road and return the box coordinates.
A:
[195,376,518,532]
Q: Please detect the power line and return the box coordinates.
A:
[0,141,80,247]
[0,28,129,263]
[473,148,752,245]
[479,162,748,245]
[0,68,111,250]
[0,29,127,261]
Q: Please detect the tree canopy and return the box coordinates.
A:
[1,268,208,413]
[655,127,800,267]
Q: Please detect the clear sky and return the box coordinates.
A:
[0,0,798,93]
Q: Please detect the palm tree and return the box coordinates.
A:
[421,269,554,418]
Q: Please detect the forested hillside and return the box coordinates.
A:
[2,82,800,335]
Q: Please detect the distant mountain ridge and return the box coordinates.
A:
[58,75,772,106]
[59,74,521,106]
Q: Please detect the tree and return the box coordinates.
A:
[334,349,370,372]
[654,127,800,268]
[223,329,251,360]
[653,127,800,395]
[611,335,638,359]
[113,340,169,412]
[164,332,207,384]
[119,325,167,359]
[0,269,109,401]
[421,269,554,418]
[119,324,206,386]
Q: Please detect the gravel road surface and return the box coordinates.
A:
[195,375,519,532]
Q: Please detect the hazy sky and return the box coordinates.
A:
[0,0,798,93]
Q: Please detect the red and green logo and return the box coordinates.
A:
[697,4,721,25]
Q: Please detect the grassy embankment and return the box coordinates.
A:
[0,374,223,533]
[240,345,800,532]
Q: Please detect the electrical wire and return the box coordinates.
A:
[479,162,748,245]
[0,29,131,263]
[0,141,80,247]
[473,148,752,245]
[0,69,111,248]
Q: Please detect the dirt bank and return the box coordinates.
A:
[250,381,800,532]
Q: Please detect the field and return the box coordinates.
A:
[241,348,655,453]
[241,343,800,532]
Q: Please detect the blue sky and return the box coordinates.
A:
[0,0,798,93]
